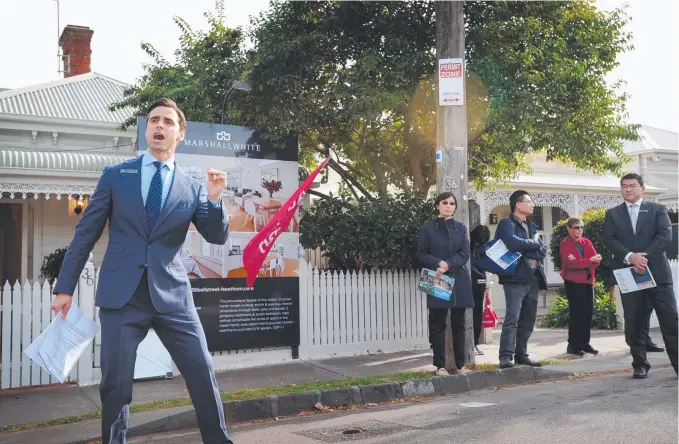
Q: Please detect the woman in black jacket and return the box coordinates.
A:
[416,192,473,375]
[470,225,491,355]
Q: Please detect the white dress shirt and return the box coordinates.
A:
[140,151,221,209]
[141,152,175,207]
[624,198,643,264]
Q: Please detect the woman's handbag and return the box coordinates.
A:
[482,292,499,328]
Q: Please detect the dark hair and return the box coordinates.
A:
[434,192,457,216]
[509,190,530,213]
[147,98,187,131]
[620,173,644,187]
[470,225,490,248]
[567,217,582,228]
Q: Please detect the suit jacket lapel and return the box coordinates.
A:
[635,201,651,234]
[151,165,188,236]
[121,156,149,237]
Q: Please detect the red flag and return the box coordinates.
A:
[243,157,329,287]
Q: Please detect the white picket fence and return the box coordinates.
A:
[5,259,675,389]
[0,260,98,389]
[0,259,428,389]
[299,262,428,359]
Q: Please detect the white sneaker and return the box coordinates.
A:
[436,368,450,376]
[453,367,472,374]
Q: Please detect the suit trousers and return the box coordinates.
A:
[472,281,485,346]
[563,280,593,350]
[429,307,466,370]
[620,283,678,373]
[644,301,657,347]
[98,272,233,444]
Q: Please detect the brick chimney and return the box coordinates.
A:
[59,25,94,78]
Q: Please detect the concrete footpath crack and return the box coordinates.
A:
[303,361,348,377]
[79,387,102,411]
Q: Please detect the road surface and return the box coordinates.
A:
[130,368,678,444]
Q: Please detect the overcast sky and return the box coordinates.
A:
[0,0,676,133]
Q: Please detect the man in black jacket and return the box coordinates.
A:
[604,173,678,378]
[495,190,548,369]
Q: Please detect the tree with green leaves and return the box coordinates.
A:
[112,0,638,201]
[110,3,246,130]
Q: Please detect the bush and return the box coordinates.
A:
[300,195,434,271]
[540,282,617,330]
[540,293,570,328]
[549,208,614,287]
[40,246,68,285]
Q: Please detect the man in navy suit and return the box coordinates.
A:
[604,173,677,379]
[51,99,233,443]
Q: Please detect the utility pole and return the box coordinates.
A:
[435,0,474,370]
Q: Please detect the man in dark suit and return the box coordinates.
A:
[604,173,678,378]
[51,99,234,443]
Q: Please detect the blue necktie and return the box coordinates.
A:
[145,161,163,232]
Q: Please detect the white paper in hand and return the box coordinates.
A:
[486,239,522,270]
[24,305,98,383]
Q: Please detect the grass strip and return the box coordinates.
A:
[0,370,432,434]
[1,359,568,434]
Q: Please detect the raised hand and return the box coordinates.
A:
[206,168,226,202]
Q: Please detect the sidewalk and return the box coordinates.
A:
[0,327,669,443]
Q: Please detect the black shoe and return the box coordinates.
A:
[582,345,599,355]
[647,343,665,353]
[633,367,648,379]
[515,358,542,367]
[499,361,514,369]
[567,346,585,356]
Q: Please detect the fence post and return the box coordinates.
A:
[77,253,97,386]
[1,281,12,389]
[612,285,624,330]
[297,256,310,360]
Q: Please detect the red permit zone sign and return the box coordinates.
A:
[440,62,462,78]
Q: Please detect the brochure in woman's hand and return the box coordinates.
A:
[418,268,455,301]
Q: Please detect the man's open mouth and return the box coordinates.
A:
[153,133,165,140]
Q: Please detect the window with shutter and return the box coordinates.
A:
[552,207,569,226]
[529,207,544,231]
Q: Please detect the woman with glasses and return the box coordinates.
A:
[416,192,473,375]
[559,217,602,356]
